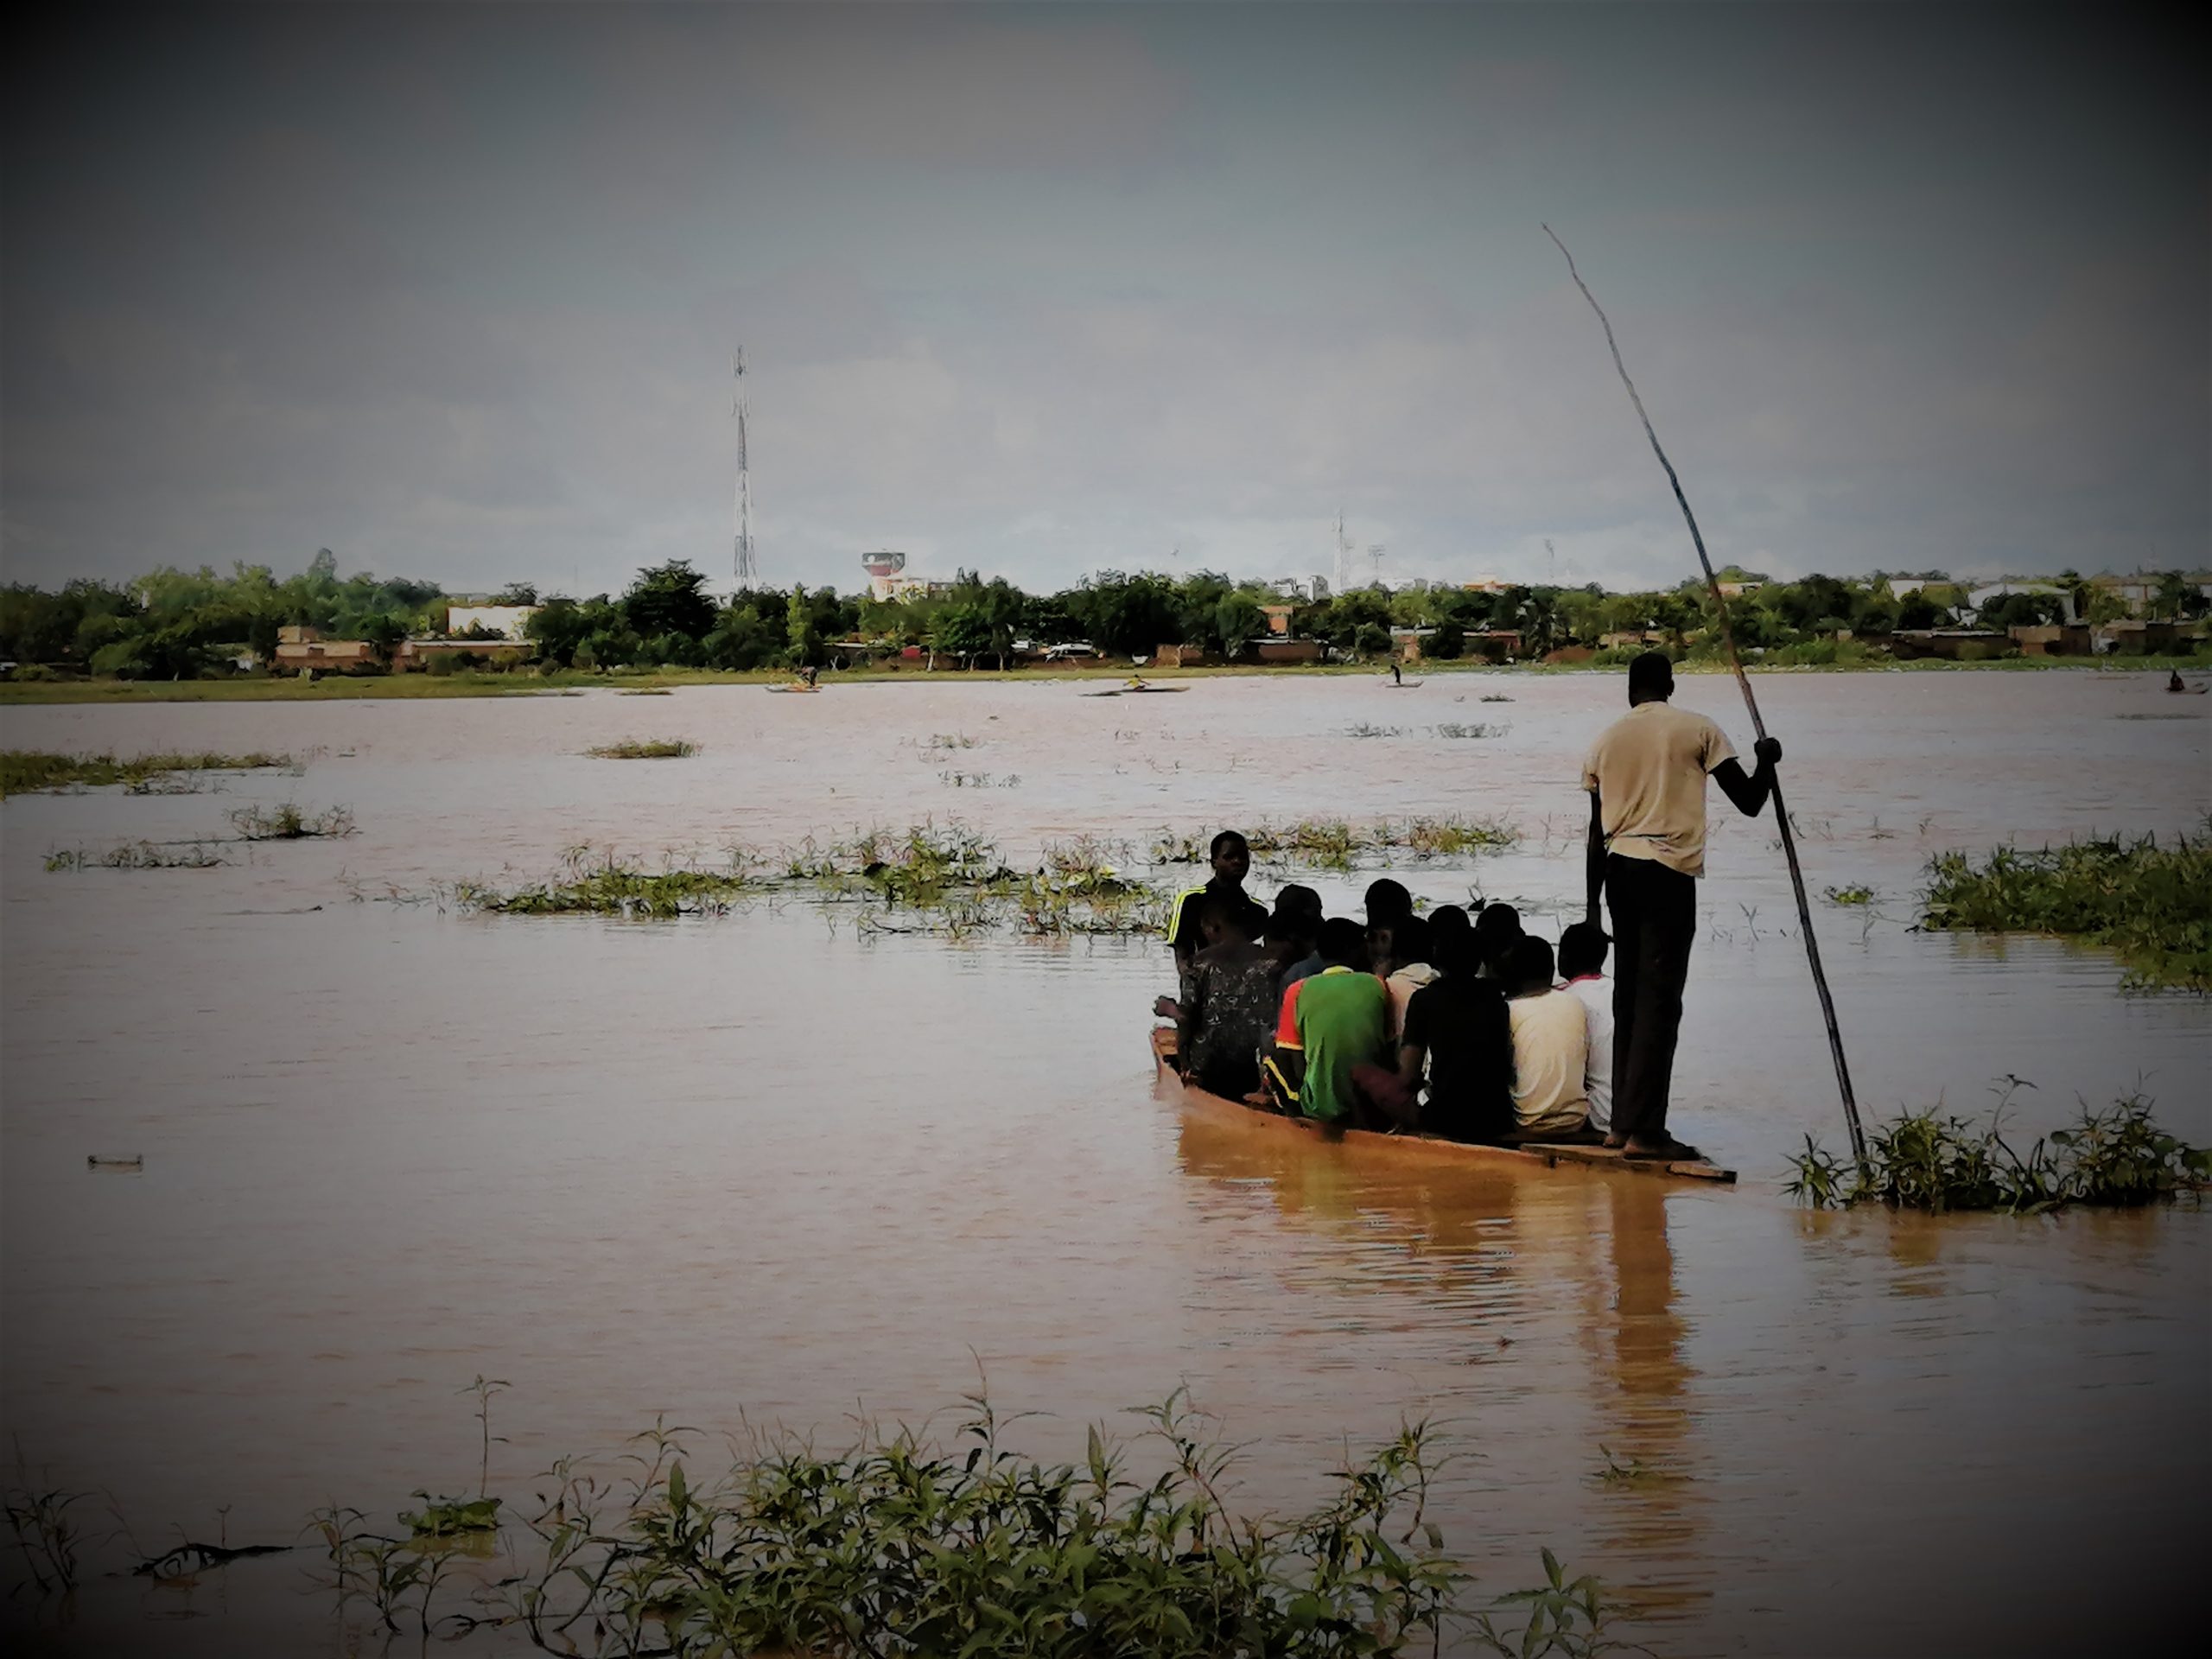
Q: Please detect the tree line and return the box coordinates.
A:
[3,555,2203,678]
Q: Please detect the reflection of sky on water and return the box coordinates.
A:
[2,673,2205,1652]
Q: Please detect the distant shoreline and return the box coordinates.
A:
[3,655,2205,705]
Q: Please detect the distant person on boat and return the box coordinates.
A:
[2171,670,2188,692]
[800,664,819,689]
[1391,661,1402,686]
[1472,902,1524,981]
[1166,831,1268,976]
[1274,918,1392,1126]
[1175,898,1279,1100]
[1584,651,1780,1160]
[1503,936,1595,1140]
[1386,911,1515,1142]
[1557,920,1615,1136]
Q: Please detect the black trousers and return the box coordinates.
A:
[1605,853,1699,1143]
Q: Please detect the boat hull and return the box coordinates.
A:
[1150,1027,1736,1185]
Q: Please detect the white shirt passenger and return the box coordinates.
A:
[1560,974,1615,1133]
[1506,988,1591,1135]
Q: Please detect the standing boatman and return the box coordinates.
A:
[1582,652,1780,1159]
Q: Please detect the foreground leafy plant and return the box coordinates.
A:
[1919,826,2211,990]
[1786,1087,2209,1213]
[493,1390,1630,1658]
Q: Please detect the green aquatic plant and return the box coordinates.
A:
[584,738,696,759]
[1919,825,2212,991]
[1822,884,1878,906]
[1784,1088,2209,1213]
[486,1388,1626,1659]
[1432,722,1504,739]
[227,802,357,841]
[1,749,296,798]
[45,840,226,871]
[1153,815,1518,871]
[400,1493,501,1538]
[458,846,756,917]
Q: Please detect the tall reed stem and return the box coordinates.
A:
[1544,225,1866,1166]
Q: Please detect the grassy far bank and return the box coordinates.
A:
[3,653,2209,703]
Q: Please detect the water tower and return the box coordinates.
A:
[861,550,907,601]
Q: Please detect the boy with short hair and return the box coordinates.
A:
[1503,936,1592,1140]
[1392,916,1515,1143]
[1472,902,1524,981]
[1274,918,1391,1125]
[1556,921,1615,1135]
[1168,830,1269,973]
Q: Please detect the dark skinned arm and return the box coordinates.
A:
[1585,789,1607,925]
[1712,736,1784,817]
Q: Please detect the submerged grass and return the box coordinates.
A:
[228,803,356,841]
[291,1386,1637,1657]
[1785,1086,2209,1213]
[1918,825,2212,990]
[1152,815,1519,871]
[1,749,296,798]
[458,823,1168,936]
[45,840,226,871]
[585,738,697,759]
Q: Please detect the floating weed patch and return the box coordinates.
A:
[618,688,674,696]
[1346,721,1404,739]
[229,803,356,841]
[1155,816,1519,870]
[1596,1446,1682,1487]
[463,824,1168,936]
[400,1494,500,1539]
[1,750,296,798]
[922,731,980,749]
[1919,825,2211,990]
[585,739,696,759]
[1823,884,1878,906]
[457,846,758,917]
[1433,722,1505,739]
[1480,693,1516,702]
[46,840,226,872]
[1786,1087,2209,1213]
[938,770,1021,788]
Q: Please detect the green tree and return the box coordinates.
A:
[1426,619,1465,660]
[1214,594,1265,656]
[622,560,716,639]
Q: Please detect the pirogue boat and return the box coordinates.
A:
[1151,1027,1737,1185]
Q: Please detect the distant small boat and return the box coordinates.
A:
[1382,678,1424,689]
[1084,682,1187,697]
[766,683,820,695]
[87,1154,143,1173]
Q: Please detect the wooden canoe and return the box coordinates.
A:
[1150,1027,1736,1185]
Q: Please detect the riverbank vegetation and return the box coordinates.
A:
[0,749,295,798]
[1918,827,2211,991]
[1786,1090,2208,1212]
[7,552,2204,689]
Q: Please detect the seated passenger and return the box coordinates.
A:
[1266,884,1325,988]
[1372,912,1440,1040]
[1364,878,1414,933]
[1274,918,1390,1125]
[1503,936,1595,1140]
[1177,899,1279,1100]
[1556,920,1615,1136]
[1390,917,1515,1142]
[1472,902,1525,981]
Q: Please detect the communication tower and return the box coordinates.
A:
[733,350,758,588]
[1334,510,1354,597]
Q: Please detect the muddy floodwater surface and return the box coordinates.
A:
[3,671,2208,1655]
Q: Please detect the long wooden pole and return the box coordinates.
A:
[1544,226,1867,1166]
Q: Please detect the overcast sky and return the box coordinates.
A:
[3,2,2203,598]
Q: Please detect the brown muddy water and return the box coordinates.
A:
[3,670,2207,1656]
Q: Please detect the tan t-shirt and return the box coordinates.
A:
[1581,701,1738,878]
[1508,988,1591,1135]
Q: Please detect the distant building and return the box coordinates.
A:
[1258,602,1297,637]
[445,604,543,639]
[1715,579,1764,598]
[859,550,955,603]
[271,626,379,675]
